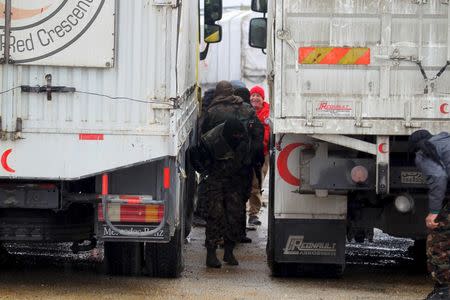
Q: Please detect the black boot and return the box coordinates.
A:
[223,241,239,266]
[206,247,221,268]
[425,283,450,300]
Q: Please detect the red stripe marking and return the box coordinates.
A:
[319,48,350,64]
[298,47,315,64]
[102,173,108,195]
[126,199,142,205]
[79,134,104,141]
[119,195,141,200]
[119,195,142,205]
[163,167,170,189]
[354,49,371,65]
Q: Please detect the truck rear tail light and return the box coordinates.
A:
[394,194,414,213]
[98,203,164,223]
[351,165,368,183]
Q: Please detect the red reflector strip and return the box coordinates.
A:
[163,167,170,189]
[119,195,142,204]
[102,173,108,196]
[79,134,104,141]
[299,47,370,65]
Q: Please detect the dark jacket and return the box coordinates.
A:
[189,123,249,176]
[202,94,264,165]
[415,132,450,213]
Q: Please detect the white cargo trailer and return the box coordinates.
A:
[0,0,224,277]
[250,0,450,275]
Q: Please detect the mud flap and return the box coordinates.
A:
[274,219,346,265]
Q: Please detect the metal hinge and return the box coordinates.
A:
[276,29,299,72]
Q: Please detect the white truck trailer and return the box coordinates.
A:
[250,0,450,275]
[0,0,223,277]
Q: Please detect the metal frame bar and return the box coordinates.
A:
[310,134,377,155]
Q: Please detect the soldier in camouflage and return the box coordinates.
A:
[189,118,251,268]
[202,81,264,243]
[409,130,450,300]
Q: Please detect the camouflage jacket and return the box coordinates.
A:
[201,94,264,166]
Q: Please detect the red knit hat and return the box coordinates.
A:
[250,86,265,100]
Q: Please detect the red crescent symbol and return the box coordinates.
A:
[378,143,388,154]
[277,143,304,186]
[1,149,15,173]
[440,103,449,114]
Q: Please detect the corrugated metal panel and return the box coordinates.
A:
[0,0,199,179]
[273,0,450,135]
[10,1,175,134]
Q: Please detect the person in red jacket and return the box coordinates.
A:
[248,85,270,226]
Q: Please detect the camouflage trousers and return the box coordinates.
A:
[427,204,450,284]
[205,173,246,248]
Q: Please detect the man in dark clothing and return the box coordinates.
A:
[233,86,264,241]
[409,130,450,300]
[190,118,251,268]
[203,81,264,242]
[192,88,216,227]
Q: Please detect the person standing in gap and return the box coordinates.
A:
[247,85,270,227]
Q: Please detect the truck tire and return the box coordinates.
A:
[409,239,427,271]
[104,242,144,276]
[145,228,184,278]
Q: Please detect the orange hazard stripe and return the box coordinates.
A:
[299,47,370,65]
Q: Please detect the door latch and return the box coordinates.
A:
[21,74,76,101]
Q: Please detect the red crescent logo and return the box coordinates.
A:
[277,143,306,186]
[440,103,449,114]
[1,149,15,173]
[378,143,388,154]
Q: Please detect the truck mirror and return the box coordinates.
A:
[204,0,222,24]
[204,24,222,44]
[251,0,267,13]
[249,18,267,49]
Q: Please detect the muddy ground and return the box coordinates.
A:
[0,203,433,300]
